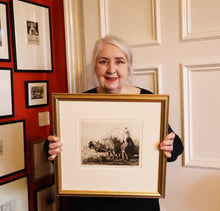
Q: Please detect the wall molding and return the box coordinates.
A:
[133,65,162,94]
[181,62,220,169]
[63,0,86,93]
[99,0,161,46]
[181,0,220,42]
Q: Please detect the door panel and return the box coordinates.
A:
[63,0,220,210]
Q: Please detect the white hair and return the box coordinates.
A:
[89,35,133,87]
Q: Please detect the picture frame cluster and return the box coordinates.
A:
[0,0,52,118]
[0,0,54,210]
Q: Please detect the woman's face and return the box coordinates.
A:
[95,43,129,93]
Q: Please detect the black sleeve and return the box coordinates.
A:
[43,138,54,164]
[83,88,97,93]
[139,87,183,162]
[43,139,50,157]
[167,125,183,162]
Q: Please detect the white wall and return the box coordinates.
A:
[63,0,220,210]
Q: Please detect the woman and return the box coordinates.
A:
[46,35,183,211]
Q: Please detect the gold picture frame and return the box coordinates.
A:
[53,93,169,198]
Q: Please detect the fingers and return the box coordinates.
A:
[163,151,172,158]
[48,135,60,143]
[159,139,173,152]
[159,132,175,158]
[47,135,63,161]
[165,132,175,141]
[48,154,58,161]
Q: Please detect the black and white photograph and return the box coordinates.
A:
[25,80,49,108]
[0,2,10,61]
[0,68,14,119]
[0,199,16,211]
[27,20,39,45]
[11,0,53,72]
[81,120,142,166]
[31,86,44,100]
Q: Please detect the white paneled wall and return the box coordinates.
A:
[132,66,162,94]
[181,0,220,41]
[100,0,161,46]
[63,0,220,210]
[182,63,220,169]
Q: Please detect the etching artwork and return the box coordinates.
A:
[27,20,39,45]
[0,199,16,211]
[81,120,142,166]
[31,86,44,99]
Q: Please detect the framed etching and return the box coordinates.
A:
[10,0,53,72]
[0,68,14,118]
[53,93,169,198]
[35,184,59,211]
[31,139,54,182]
[0,120,26,179]
[0,175,29,211]
[25,80,49,108]
[0,1,11,61]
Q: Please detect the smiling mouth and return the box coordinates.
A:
[105,77,118,81]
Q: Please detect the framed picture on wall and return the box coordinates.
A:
[53,93,169,198]
[25,80,49,108]
[0,68,14,118]
[0,120,26,179]
[0,1,11,61]
[10,0,53,72]
[31,139,54,182]
[35,184,59,211]
[0,175,29,211]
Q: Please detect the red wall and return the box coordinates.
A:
[0,0,68,210]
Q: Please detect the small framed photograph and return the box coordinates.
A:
[0,120,26,179]
[0,175,29,211]
[35,184,59,211]
[25,80,49,108]
[53,93,169,198]
[31,139,54,182]
[10,0,53,72]
[0,68,14,118]
[0,1,11,61]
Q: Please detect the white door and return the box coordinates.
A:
[63,0,220,210]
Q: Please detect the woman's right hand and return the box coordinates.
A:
[47,135,63,161]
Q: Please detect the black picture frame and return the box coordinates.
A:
[0,175,30,210]
[0,120,26,179]
[25,80,49,108]
[10,0,53,72]
[0,68,14,118]
[0,1,11,62]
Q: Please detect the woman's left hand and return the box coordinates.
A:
[159,132,175,158]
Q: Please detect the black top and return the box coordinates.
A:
[85,87,153,94]
[46,87,183,211]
